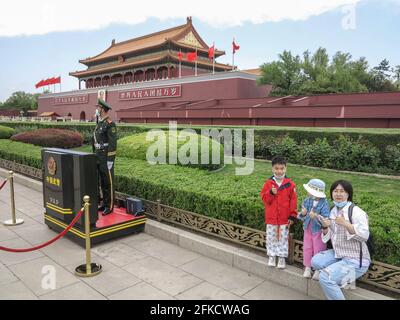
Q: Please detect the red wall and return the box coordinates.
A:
[38,74,400,128]
[38,74,271,122]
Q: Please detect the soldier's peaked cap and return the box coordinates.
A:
[96,99,112,111]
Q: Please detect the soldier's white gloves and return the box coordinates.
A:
[107,161,113,170]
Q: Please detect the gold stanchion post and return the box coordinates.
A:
[75,195,102,277]
[3,171,24,226]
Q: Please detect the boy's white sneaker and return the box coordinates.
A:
[276,257,286,269]
[303,267,312,278]
[268,256,276,267]
[312,270,320,281]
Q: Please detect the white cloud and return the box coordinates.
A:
[0,0,363,37]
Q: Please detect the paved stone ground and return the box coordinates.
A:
[0,180,313,300]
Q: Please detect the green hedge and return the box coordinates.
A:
[0,140,42,168]
[0,125,15,139]
[0,139,399,266]
[1,121,399,175]
[118,132,224,170]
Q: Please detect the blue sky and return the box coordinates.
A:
[0,0,399,102]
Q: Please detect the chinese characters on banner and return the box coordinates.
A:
[54,95,88,105]
[119,85,181,101]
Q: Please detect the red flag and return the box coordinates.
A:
[35,79,45,89]
[42,78,52,86]
[232,40,240,54]
[178,51,183,61]
[49,77,57,85]
[52,76,61,84]
[208,44,215,60]
[186,51,197,62]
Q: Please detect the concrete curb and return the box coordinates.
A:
[2,167,392,300]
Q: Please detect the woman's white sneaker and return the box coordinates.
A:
[277,257,286,269]
[303,267,312,278]
[312,270,320,280]
[268,256,276,267]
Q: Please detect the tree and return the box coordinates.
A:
[0,91,39,110]
[257,50,303,95]
[258,49,398,95]
[299,48,332,94]
[368,59,396,92]
[393,65,400,89]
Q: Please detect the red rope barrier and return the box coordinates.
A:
[0,209,84,253]
[0,179,7,191]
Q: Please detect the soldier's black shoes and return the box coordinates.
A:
[98,205,106,212]
[102,208,112,215]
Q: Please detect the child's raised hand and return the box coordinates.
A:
[309,210,316,219]
[271,187,277,195]
[319,216,330,228]
[301,207,307,216]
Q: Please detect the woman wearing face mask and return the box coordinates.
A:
[311,180,371,300]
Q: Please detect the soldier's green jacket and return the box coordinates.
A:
[92,115,117,162]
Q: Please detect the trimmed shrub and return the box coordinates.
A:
[118,131,225,171]
[267,135,299,162]
[0,140,42,168]
[331,135,381,173]
[386,144,400,173]
[11,128,83,148]
[296,138,334,167]
[1,121,400,175]
[0,125,15,139]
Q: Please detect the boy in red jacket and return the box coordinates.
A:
[260,156,297,269]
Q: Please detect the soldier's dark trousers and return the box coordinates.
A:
[96,152,115,210]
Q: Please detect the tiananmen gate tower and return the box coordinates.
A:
[37,17,400,128]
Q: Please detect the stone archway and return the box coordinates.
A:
[80,111,86,121]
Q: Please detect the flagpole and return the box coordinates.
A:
[212,42,215,75]
[232,37,235,71]
[195,46,198,77]
[179,50,182,78]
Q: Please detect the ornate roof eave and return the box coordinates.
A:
[71,53,170,78]
[170,20,209,49]
[70,52,231,78]
[79,21,191,65]
[78,18,219,65]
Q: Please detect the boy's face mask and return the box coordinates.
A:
[272,164,286,180]
[95,109,100,117]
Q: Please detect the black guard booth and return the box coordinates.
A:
[42,148,146,247]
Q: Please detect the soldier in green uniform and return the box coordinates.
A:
[93,99,117,215]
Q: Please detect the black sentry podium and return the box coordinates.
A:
[42,148,146,247]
